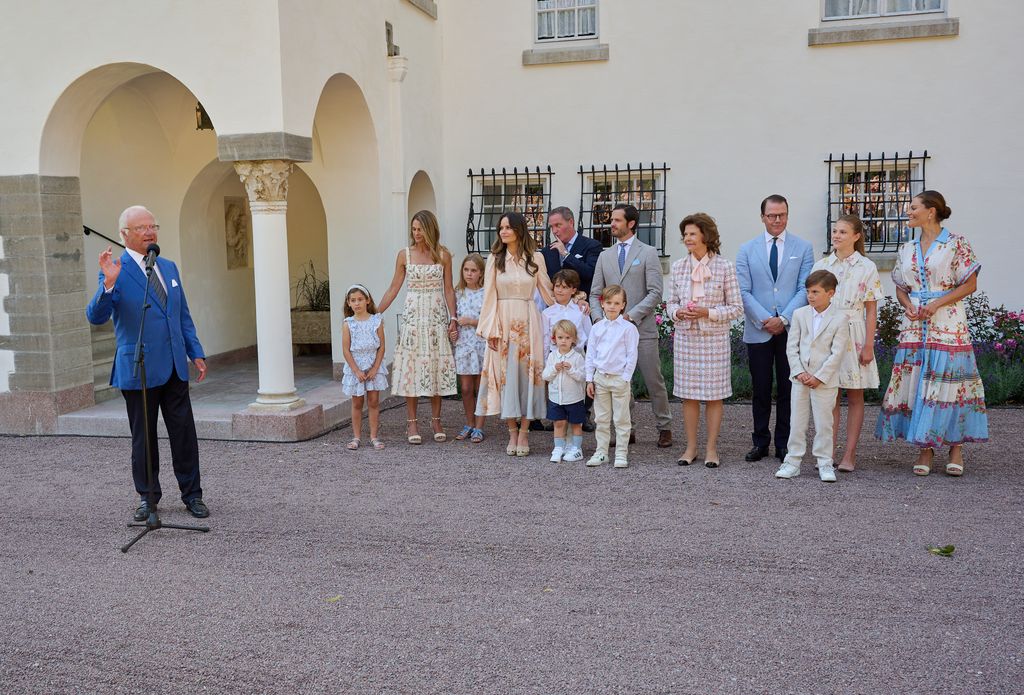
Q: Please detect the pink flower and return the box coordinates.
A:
[1007,339,1018,348]
[994,342,1004,352]
[655,315,663,325]
[686,301,696,311]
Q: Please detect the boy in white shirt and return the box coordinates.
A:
[585,285,640,468]
[542,269,591,354]
[542,320,587,462]
[775,270,850,483]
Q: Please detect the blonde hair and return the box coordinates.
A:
[456,253,486,293]
[601,284,627,304]
[552,319,578,345]
[410,210,448,265]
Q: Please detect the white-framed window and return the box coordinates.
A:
[579,165,669,254]
[536,0,598,42]
[466,167,553,254]
[823,0,943,21]
[825,152,929,254]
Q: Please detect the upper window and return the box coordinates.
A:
[825,151,929,255]
[536,0,598,42]
[823,0,943,20]
[578,164,669,256]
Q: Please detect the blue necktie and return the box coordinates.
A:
[769,237,778,282]
[617,242,627,274]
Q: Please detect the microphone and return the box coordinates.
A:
[144,243,160,274]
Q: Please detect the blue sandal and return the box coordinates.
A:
[454,425,473,441]
[470,428,485,443]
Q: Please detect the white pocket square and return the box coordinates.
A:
[171,279,179,288]
[789,256,798,259]
[574,253,583,258]
[632,258,641,266]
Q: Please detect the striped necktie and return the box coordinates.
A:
[148,270,167,309]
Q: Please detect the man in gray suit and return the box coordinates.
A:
[589,204,673,448]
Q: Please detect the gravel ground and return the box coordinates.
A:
[1,403,1021,695]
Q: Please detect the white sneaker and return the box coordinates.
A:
[549,446,565,463]
[562,447,584,462]
[587,452,608,467]
[819,463,837,482]
[775,462,801,479]
[613,457,629,469]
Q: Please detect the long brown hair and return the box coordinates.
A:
[343,285,378,318]
[490,211,539,276]
[836,214,866,255]
[410,210,448,265]
[456,253,486,293]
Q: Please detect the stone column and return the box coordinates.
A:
[387,55,409,250]
[233,160,303,409]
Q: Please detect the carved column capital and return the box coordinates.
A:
[234,160,294,213]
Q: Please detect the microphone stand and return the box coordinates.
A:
[121,255,209,552]
[83,225,125,249]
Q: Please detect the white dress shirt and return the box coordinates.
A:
[542,348,586,405]
[764,230,786,261]
[560,231,579,262]
[105,247,167,294]
[811,306,826,339]
[542,300,591,352]
[585,315,640,381]
[615,235,635,263]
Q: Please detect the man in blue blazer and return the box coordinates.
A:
[735,195,814,462]
[540,206,603,296]
[86,206,210,521]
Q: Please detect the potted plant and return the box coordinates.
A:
[291,261,332,350]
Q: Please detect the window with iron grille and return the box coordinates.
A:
[465,167,553,254]
[578,164,669,255]
[825,151,929,255]
[536,0,598,42]
[823,0,943,20]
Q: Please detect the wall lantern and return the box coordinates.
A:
[195,102,214,131]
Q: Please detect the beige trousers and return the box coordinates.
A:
[784,382,838,468]
[593,371,633,460]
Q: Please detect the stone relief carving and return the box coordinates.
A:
[224,196,251,270]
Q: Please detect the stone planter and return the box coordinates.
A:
[291,310,332,347]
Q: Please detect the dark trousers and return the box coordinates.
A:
[123,371,202,505]
[747,332,791,450]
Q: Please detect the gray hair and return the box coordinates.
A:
[118,205,153,242]
[548,206,575,225]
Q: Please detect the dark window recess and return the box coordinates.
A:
[578,163,669,255]
[826,151,929,254]
[465,167,553,254]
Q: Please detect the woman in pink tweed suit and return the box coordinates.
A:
[665,213,743,468]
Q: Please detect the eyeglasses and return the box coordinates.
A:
[125,224,160,233]
[762,213,787,221]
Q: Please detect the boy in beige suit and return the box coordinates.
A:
[775,270,850,482]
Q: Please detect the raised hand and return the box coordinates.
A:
[99,246,121,289]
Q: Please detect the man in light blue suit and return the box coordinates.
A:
[86,206,210,522]
[735,195,814,462]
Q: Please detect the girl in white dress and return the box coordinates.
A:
[812,215,883,471]
[453,253,487,443]
[341,284,388,451]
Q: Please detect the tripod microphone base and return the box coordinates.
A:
[121,510,210,553]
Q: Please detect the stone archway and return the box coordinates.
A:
[407,170,437,221]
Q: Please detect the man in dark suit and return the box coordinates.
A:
[540,206,603,296]
[86,205,210,521]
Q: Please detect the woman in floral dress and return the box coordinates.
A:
[377,210,458,444]
[875,191,988,476]
[476,212,554,456]
[813,214,883,472]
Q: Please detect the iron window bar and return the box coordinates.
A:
[578,163,670,256]
[825,150,929,255]
[465,166,554,254]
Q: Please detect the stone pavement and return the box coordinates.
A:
[0,403,1021,694]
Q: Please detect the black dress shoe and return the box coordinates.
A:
[184,497,210,518]
[745,446,770,462]
[133,501,155,522]
[528,420,553,432]
[582,420,595,433]
[775,448,788,461]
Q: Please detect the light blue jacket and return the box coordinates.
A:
[86,251,205,390]
[735,232,815,344]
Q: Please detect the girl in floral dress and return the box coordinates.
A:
[453,253,487,443]
[813,214,883,472]
[340,285,388,451]
[377,210,458,444]
[875,191,988,476]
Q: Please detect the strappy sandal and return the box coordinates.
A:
[371,438,385,451]
[506,427,519,456]
[515,429,530,457]
[455,425,473,441]
[470,428,485,443]
[431,416,446,442]
[406,419,422,445]
[346,438,360,450]
[913,448,933,476]
[946,447,964,476]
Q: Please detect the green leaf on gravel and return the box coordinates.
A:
[926,544,955,557]
[325,594,344,603]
